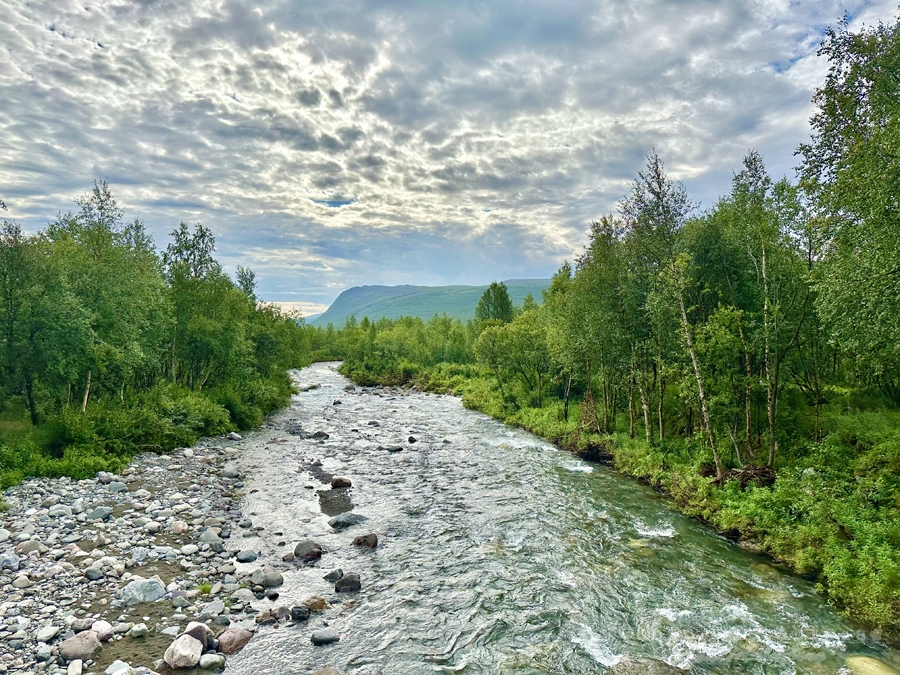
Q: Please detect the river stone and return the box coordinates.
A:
[86,567,104,581]
[12,574,32,588]
[291,605,310,622]
[294,540,322,562]
[68,660,83,675]
[105,661,132,675]
[311,629,340,646]
[353,533,378,548]
[199,529,222,543]
[303,595,328,611]
[60,631,102,661]
[36,625,60,642]
[845,656,900,675]
[164,634,203,669]
[218,626,253,654]
[221,464,240,479]
[323,568,343,582]
[236,550,257,562]
[0,528,9,542]
[607,657,685,675]
[107,481,127,493]
[331,476,352,488]
[86,506,113,521]
[250,567,283,588]
[228,432,242,440]
[48,504,73,517]
[335,573,361,593]
[199,653,226,670]
[92,620,114,641]
[183,621,214,650]
[201,600,225,618]
[16,539,43,555]
[328,512,368,529]
[129,623,148,638]
[0,551,19,570]
[121,576,166,605]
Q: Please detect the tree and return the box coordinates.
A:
[475,281,514,324]
[799,15,900,400]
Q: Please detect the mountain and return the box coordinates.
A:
[308,278,550,327]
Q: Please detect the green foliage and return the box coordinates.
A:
[0,182,310,487]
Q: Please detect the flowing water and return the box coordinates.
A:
[226,362,892,674]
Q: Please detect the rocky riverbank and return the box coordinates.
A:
[0,377,374,675]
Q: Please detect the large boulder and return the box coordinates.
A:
[121,576,167,606]
[59,631,102,661]
[163,634,203,669]
[607,657,685,675]
[294,540,322,562]
[217,626,252,655]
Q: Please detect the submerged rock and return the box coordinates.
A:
[328,512,368,529]
[845,656,900,675]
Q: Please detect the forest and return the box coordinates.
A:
[310,18,900,638]
[0,182,311,487]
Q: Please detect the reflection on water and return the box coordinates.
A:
[226,363,893,674]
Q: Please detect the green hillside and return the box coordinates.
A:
[309,279,550,326]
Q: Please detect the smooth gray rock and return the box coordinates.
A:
[236,550,257,563]
[249,567,283,588]
[311,629,340,645]
[121,576,167,605]
[220,464,240,479]
[86,506,113,521]
[107,481,127,493]
[327,512,368,529]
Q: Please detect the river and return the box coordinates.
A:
[225,362,891,674]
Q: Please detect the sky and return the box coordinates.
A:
[1,0,897,317]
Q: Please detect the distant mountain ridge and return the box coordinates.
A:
[308,279,550,326]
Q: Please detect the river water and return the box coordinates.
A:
[226,362,891,674]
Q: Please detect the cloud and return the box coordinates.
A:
[0,0,897,314]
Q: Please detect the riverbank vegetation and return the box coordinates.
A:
[0,183,310,487]
[310,17,900,639]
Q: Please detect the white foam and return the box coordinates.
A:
[561,461,594,474]
[572,625,622,667]
[636,521,676,537]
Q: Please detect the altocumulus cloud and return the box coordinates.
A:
[0,0,896,313]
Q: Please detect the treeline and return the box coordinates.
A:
[0,182,310,485]
[311,17,900,638]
